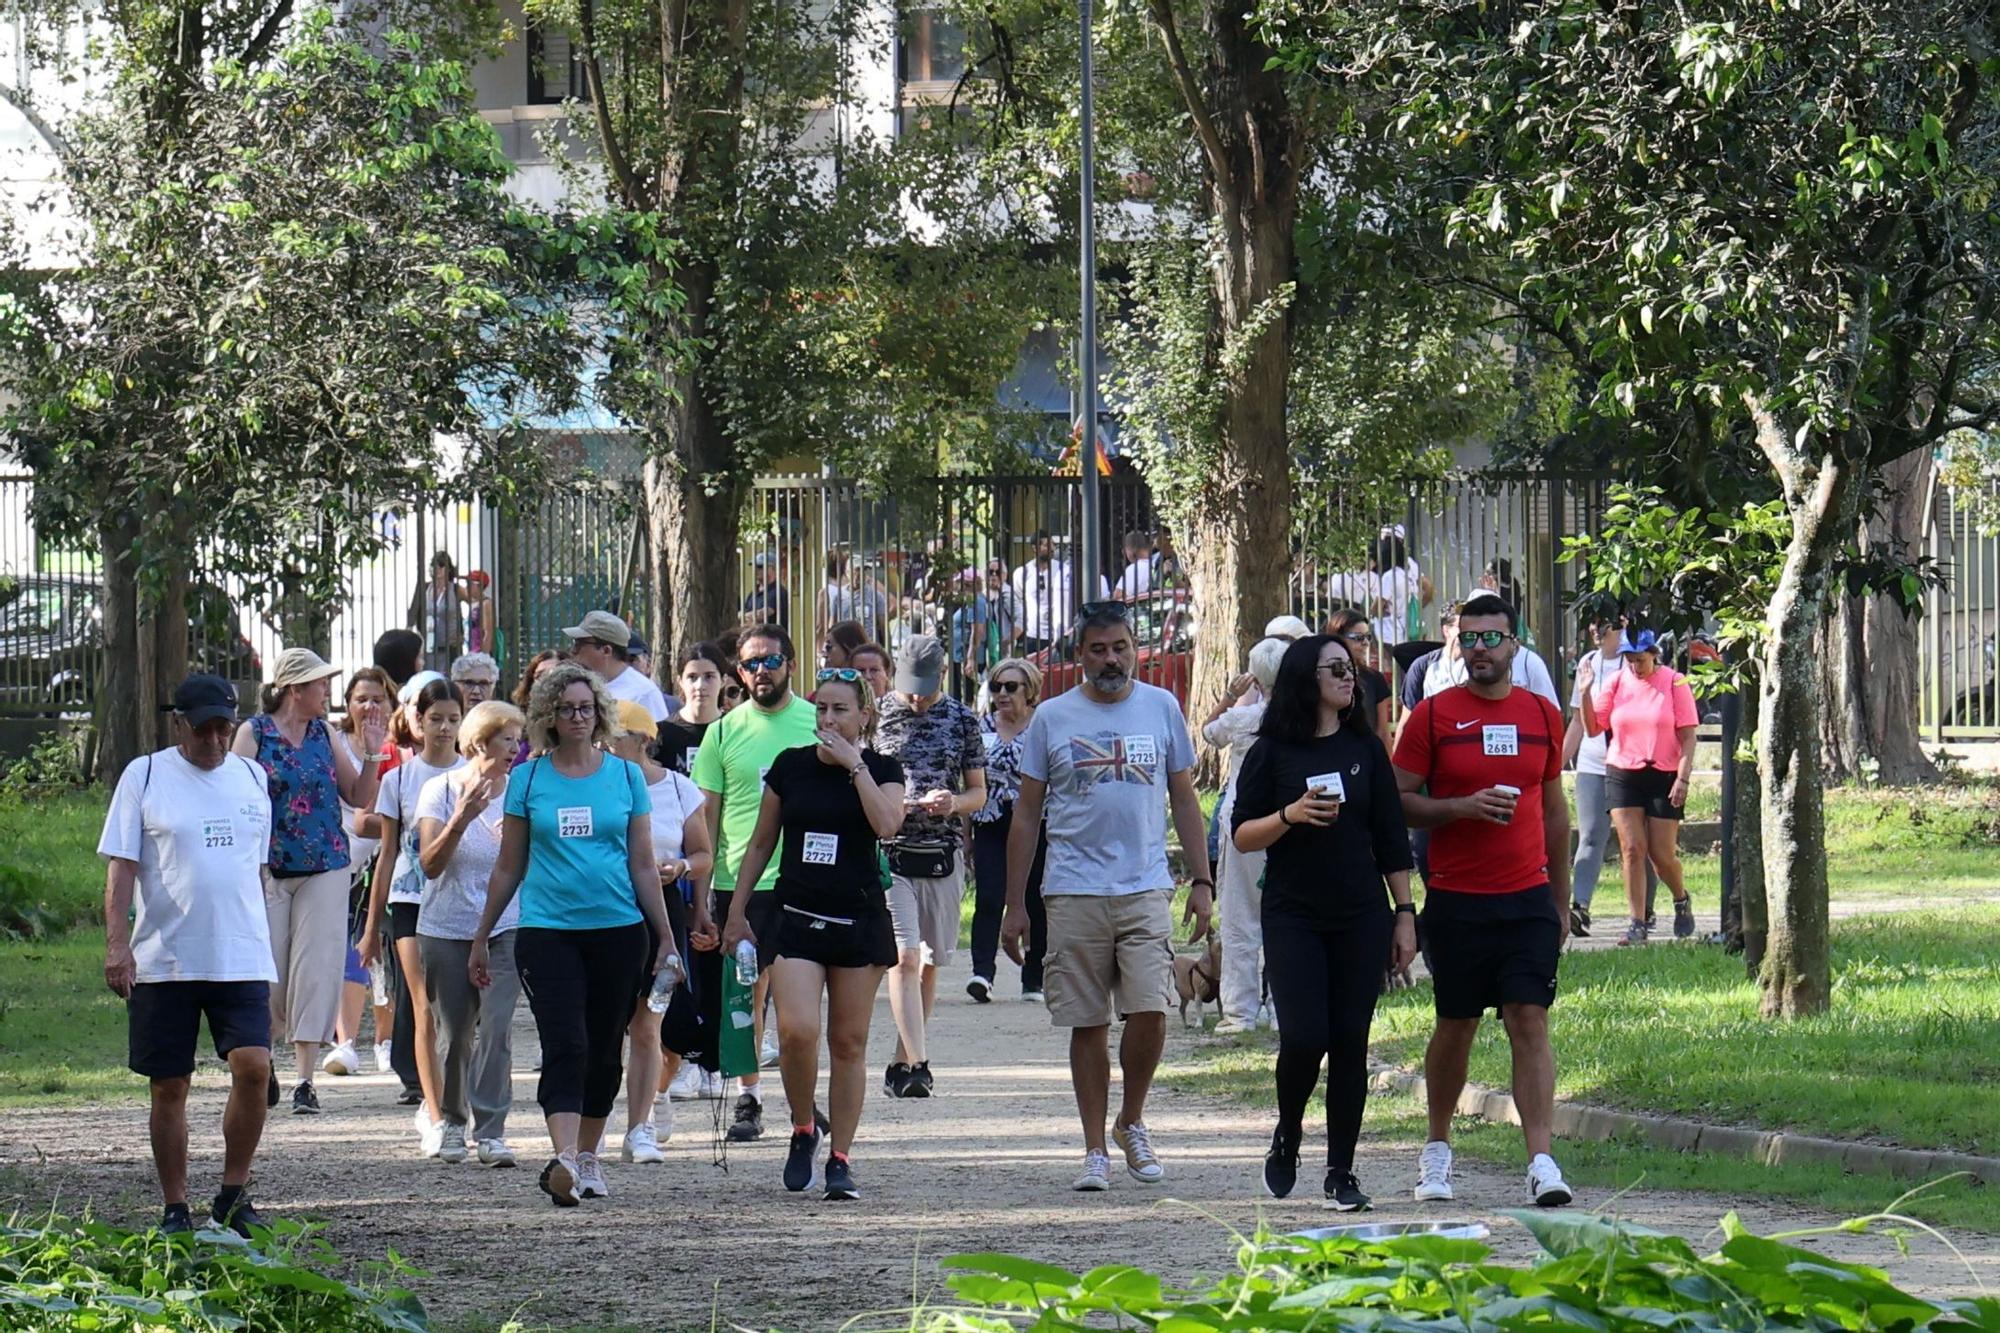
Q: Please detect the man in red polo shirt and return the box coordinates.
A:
[1393,593,1574,1208]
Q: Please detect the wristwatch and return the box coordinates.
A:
[1190,877,1214,890]
[1394,902,1417,916]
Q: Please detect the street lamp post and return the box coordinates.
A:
[1076,0,1103,596]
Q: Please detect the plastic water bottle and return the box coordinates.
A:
[734,939,759,986]
[645,952,685,1014]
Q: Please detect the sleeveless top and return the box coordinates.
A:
[251,713,351,876]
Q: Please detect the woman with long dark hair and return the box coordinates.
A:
[1231,634,1416,1211]
[1320,607,1394,736]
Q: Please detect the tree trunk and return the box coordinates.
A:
[150,568,190,752]
[96,512,145,783]
[1733,668,1767,971]
[1753,429,1864,1019]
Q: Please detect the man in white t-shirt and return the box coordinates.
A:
[1113,530,1155,602]
[1009,532,1111,652]
[99,674,277,1238]
[564,610,672,723]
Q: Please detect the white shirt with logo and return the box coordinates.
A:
[98,748,277,983]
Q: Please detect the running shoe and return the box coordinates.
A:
[160,1203,194,1235]
[477,1138,517,1168]
[1262,1125,1299,1199]
[622,1121,665,1164]
[418,1113,445,1160]
[395,1086,423,1106]
[1569,903,1591,937]
[1324,1170,1371,1212]
[374,1041,394,1074]
[1072,1150,1112,1192]
[907,1061,935,1098]
[576,1151,608,1199]
[1619,920,1650,947]
[321,1041,359,1077]
[1414,1140,1455,1202]
[823,1153,860,1201]
[882,1062,914,1098]
[1111,1119,1164,1183]
[656,1099,676,1143]
[1645,911,1659,931]
[1020,989,1044,1004]
[209,1187,266,1238]
[540,1153,580,1207]
[966,975,992,1003]
[666,1064,706,1101]
[726,1092,765,1142]
[783,1125,823,1192]
[1673,897,1697,939]
[438,1123,468,1164]
[291,1081,320,1115]
[760,1031,780,1068]
[1212,1016,1253,1036]
[1528,1153,1573,1207]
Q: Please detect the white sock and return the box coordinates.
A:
[743,1082,763,1105]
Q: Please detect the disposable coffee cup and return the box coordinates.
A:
[1493,784,1521,824]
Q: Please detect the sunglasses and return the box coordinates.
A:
[1316,661,1356,679]
[990,679,1024,694]
[741,653,787,673]
[1078,600,1130,621]
[1457,630,1516,649]
[816,667,863,684]
[722,683,746,698]
[1340,630,1375,645]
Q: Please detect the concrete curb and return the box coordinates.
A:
[1366,1065,2000,1186]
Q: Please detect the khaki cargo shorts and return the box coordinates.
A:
[1041,890,1176,1028]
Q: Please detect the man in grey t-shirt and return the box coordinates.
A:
[1004,603,1213,1193]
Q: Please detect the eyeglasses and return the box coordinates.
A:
[456,677,498,690]
[741,653,787,673]
[816,667,863,684]
[555,703,597,719]
[1457,630,1517,649]
[990,679,1023,694]
[1317,661,1356,679]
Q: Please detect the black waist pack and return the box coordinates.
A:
[886,840,956,880]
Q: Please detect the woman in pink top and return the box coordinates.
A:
[1580,629,1699,946]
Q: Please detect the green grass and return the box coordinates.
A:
[0,931,132,1105]
[0,789,110,933]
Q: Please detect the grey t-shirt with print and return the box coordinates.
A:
[1019,680,1194,897]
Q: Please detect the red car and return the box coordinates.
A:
[1028,590,1194,706]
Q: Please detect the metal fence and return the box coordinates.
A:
[3,467,1997,738]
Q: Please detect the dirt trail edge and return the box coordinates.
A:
[4,949,1991,1331]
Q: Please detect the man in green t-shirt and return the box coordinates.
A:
[693,624,817,1142]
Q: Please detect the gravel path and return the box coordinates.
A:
[3,944,1992,1330]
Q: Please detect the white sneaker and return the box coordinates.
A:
[666,1064,705,1101]
[476,1138,517,1168]
[1072,1150,1112,1192]
[576,1150,609,1199]
[1212,1016,1252,1036]
[656,1098,675,1142]
[320,1041,359,1076]
[374,1041,393,1074]
[760,1031,780,1069]
[700,1069,727,1099]
[438,1123,468,1164]
[1414,1139,1455,1202]
[1020,990,1044,1004]
[1111,1120,1165,1183]
[418,1115,444,1160]
[1528,1153,1573,1207]
[622,1121,665,1164]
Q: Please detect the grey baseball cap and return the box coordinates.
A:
[561,609,632,645]
[895,634,947,696]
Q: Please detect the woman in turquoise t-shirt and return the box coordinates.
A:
[471,662,676,1209]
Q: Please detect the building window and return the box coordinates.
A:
[900,9,966,90]
[527,23,587,104]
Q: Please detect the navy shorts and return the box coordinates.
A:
[128,981,272,1079]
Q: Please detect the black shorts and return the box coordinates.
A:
[1605,765,1684,821]
[1421,887,1560,1019]
[129,980,271,1079]
[773,900,898,970]
[388,901,421,942]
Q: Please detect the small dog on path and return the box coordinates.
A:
[1172,933,1223,1028]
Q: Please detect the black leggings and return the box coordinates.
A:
[515,923,649,1118]
[1263,909,1392,1172]
[970,808,1047,992]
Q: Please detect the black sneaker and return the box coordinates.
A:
[726,1092,765,1142]
[966,975,992,1003]
[783,1126,822,1192]
[883,1062,913,1098]
[1262,1126,1299,1199]
[395,1086,423,1106]
[906,1061,934,1098]
[160,1202,194,1234]
[1324,1169,1372,1213]
[291,1081,320,1115]
[266,1069,279,1109]
[824,1154,860,1201]
[210,1187,267,1238]
[1673,897,1697,939]
[1645,911,1658,931]
[1569,904,1591,937]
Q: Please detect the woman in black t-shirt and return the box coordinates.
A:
[1232,634,1416,1212]
[722,669,905,1202]
[650,643,728,775]
[1322,607,1394,735]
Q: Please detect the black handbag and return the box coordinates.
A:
[886,840,957,879]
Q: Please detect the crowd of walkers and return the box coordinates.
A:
[100,555,1704,1233]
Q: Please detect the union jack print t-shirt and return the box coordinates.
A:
[1019,680,1194,897]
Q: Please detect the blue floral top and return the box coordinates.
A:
[251,714,351,875]
[975,713,1028,824]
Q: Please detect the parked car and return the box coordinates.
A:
[0,574,260,717]
[1027,589,1194,707]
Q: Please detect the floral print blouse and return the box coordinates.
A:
[975,713,1029,824]
[250,713,351,875]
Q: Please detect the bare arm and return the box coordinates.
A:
[1004,776,1046,915]
[721,792,784,948]
[473,816,528,948]
[627,814,673,963]
[359,810,399,967]
[1394,764,1514,829]
[1167,767,1214,942]
[103,857,139,997]
[948,766,987,820]
[1561,712,1583,767]
[331,724,380,810]
[856,768,909,840]
[1579,679,1605,737]
[670,805,714,883]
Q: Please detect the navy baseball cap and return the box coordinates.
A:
[1618,629,1661,656]
[172,673,239,727]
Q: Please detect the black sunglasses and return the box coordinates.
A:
[1078,601,1130,621]
[1316,661,1356,679]
[741,653,788,672]
[990,679,1024,694]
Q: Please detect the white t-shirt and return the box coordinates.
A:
[333,729,380,874]
[97,748,277,983]
[413,768,517,940]
[604,664,673,724]
[1114,558,1154,601]
[1010,560,1112,640]
[1423,646,1562,708]
[375,754,465,904]
[1571,650,1624,776]
[1374,565,1414,647]
[646,770,706,865]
